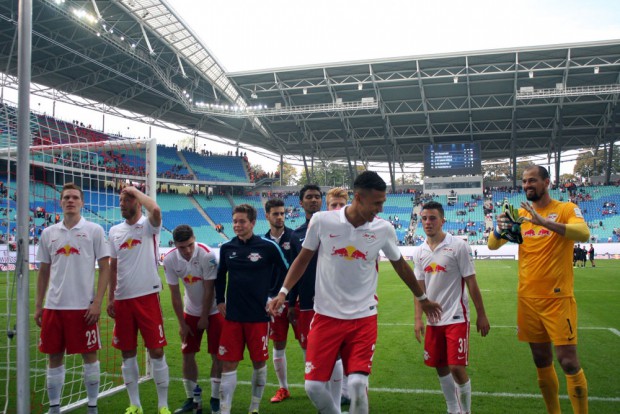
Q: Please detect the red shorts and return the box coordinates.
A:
[112,293,167,351]
[297,309,316,350]
[217,320,269,362]
[181,314,205,354]
[270,302,299,342]
[207,312,224,355]
[39,309,100,355]
[423,322,470,367]
[305,313,377,381]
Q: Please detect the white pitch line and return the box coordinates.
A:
[1,367,619,403]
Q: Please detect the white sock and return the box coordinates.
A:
[183,378,197,399]
[220,371,237,414]
[273,348,288,389]
[47,365,65,406]
[249,366,267,411]
[151,355,169,409]
[342,373,350,398]
[211,377,221,400]
[83,361,100,407]
[458,380,472,413]
[438,374,459,413]
[122,357,140,407]
[348,373,369,414]
[305,380,339,414]
[329,359,343,407]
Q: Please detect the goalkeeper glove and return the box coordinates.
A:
[496,201,524,244]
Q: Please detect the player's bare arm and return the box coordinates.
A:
[122,186,162,227]
[199,279,215,331]
[413,280,427,343]
[85,256,110,326]
[169,283,192,341]
[34,262,51,328]
[268,247,314,316]
[464,275,490,337]
[106,258,118,318]
[390,256,442,323]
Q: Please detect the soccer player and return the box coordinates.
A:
[270,171,441,414]
[163,225,223,414]
[588,244,595,267]
[413,201,490,414]
[107,186,170,414]
[263,198,296,403]
[34,183,110,414]
[489,165,589,413]
[215,204,290,414]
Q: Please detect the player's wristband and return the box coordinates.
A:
[279,286,289,296]
[415,293,427,301]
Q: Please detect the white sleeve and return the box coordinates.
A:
[202,251,218,281]
[108,228,118,259]
[146,218,161,236]
[36,229,50,263]
[412,248,424,280]
[93,225,110,260]
[163,256,179,285]
[380,225,401,261]
[457,240,476,278]
[302,213,321,251]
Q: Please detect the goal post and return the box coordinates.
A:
[0,105,157,413]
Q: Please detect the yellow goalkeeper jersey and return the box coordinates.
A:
[517,199,585,298]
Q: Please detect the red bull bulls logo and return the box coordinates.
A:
[331,246,368,261]
[183,274,201,285]
[423,262,447,274]
[55,244,80,256]
[523,228,551,237]
[119,238,141,250]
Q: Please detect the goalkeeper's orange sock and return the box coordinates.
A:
[566,369,588,413]
[536,365,560,414]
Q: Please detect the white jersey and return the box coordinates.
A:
[36,217,110,310]
[303,207,401,319]
[109,215,161,300]
[412,233,475,326]
[164,242,218,317]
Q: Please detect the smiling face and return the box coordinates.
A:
[354,189,386,222]
[522,167,549,203]
[233,212,255,240]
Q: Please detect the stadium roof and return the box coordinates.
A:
[1,0,619,177]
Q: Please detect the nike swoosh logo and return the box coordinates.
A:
[299,238,305,242]
[329,234,339,238]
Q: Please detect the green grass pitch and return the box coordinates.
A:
[7,259,620,413]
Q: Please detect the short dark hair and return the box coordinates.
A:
[525,165,550,180]
[353,171,386,192]
[172,224,194,243]
[299,184,322,201]
[60,182,83,200]
[265,198,285,213]
[421,201,444,218]
[233,203,257,222]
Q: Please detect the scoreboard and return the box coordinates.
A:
[423,142,482,176]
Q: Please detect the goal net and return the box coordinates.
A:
[0,101,156,413]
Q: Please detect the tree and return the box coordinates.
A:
[296,161,355,187]
[482,161,511,180]
[573,146,620,178]
[277,162,298,186]
[400,173,421,185]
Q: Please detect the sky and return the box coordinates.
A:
[7,0,620,181]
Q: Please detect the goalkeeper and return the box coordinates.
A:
[488,165,589,414]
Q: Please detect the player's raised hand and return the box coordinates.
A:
[520,202,545,226]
